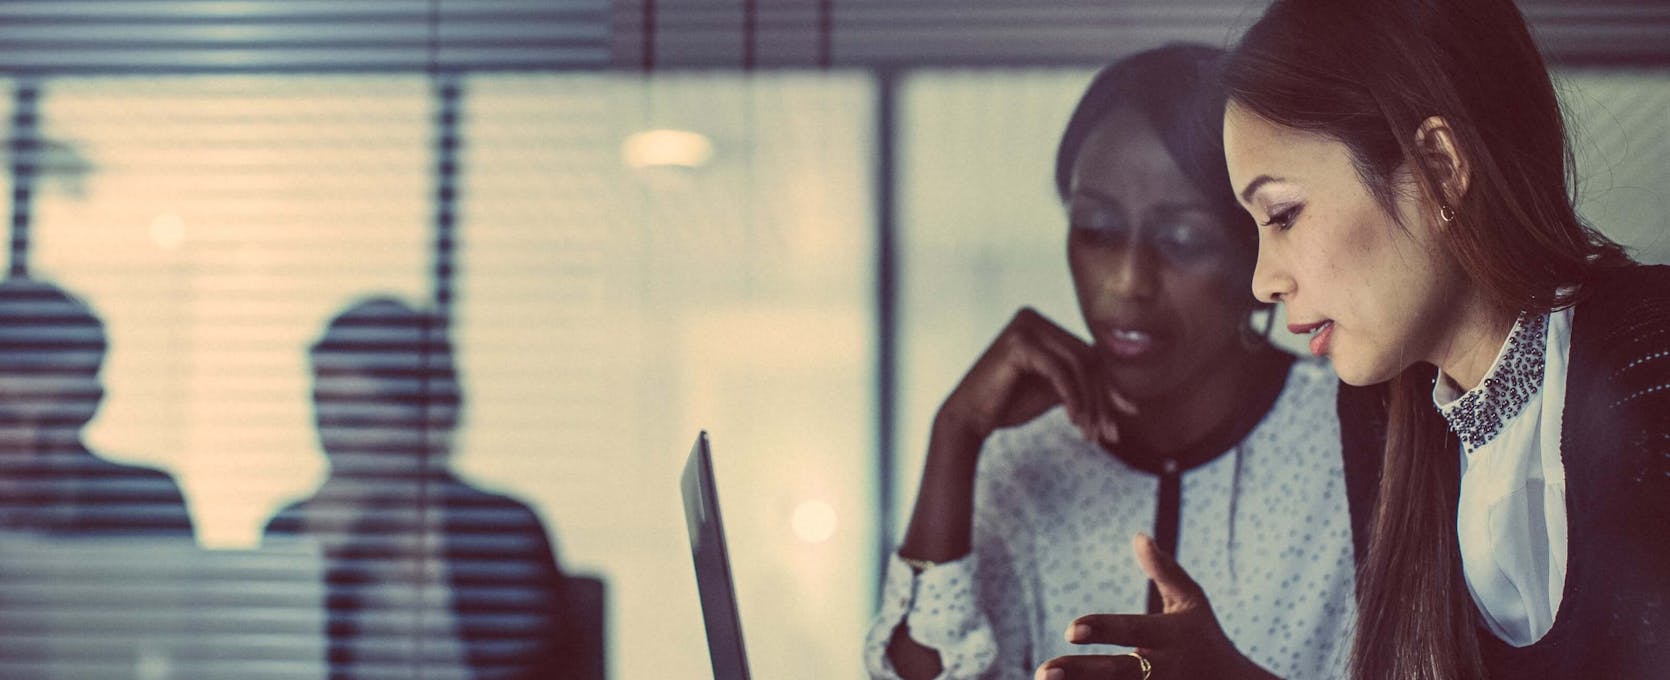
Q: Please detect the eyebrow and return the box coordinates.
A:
[1238,175,1285,205]
[1070,187,1210,215]
[1070,186,1124,207]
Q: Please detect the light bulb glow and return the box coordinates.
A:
[622,129,714,169]
[150,213,186,250]
[790,500,838,544]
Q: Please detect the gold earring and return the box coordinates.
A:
[1439,204,1457,222]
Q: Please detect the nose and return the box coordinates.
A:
[1250,238,1292,304]
[1105,240,1159,301]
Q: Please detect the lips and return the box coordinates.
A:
[1288,319,1335,357]
[1095,324,1164,360]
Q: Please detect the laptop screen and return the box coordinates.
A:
[681,431,752,680]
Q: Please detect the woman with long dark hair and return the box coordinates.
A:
[1040,3,1668,678]
[865,44,1385,680]
[1206,1,1668,678]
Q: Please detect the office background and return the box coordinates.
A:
[2,1,1667,678]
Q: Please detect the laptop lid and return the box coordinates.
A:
[681,431,752,680]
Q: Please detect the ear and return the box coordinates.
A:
[1414,116,1470,206]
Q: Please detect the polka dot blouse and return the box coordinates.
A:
[863,359,1358,680]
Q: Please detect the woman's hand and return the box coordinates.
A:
[890,308,1138,679]
[938,307,1136,447]
[899,307,1137,563]
[1035,534,1280,680]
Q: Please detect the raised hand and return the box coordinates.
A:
[889,308,1139,679]
[1034,534,1281,680]
[938,307,1136,446]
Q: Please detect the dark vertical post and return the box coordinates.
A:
[419,2,457,675]
[416,71,463,680]
[432,77,461,324]
[642,0,657,71]
[818,0,833,69]
[9,82,39,278]
[742,0,757,70]
[873,69,899,608]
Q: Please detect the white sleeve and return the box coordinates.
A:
[863,432,1038,680]
[862,552,998,680]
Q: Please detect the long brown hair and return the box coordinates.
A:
[1221,1,1630,678]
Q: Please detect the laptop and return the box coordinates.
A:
[681,431,752,680]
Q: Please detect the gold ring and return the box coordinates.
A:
[1123,651,1152,680]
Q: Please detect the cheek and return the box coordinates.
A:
[1066,249,1093,292]
[1299,210,1387,310]
[1164,269,1247,331]
[1313,212,1442,376]
[1065,245,1116,302]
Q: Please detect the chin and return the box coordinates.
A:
[1103,361,1176,401]
[1333,369,1383,387]
[1329,352,1403,387]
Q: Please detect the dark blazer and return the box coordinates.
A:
[1476,264,1670,677]
[0,444,193,537]
[265,473,580,680]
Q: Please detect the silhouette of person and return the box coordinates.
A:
[263,297,578,680]
[0,277,193,537]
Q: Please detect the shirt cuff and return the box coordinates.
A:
[863,551,996,680]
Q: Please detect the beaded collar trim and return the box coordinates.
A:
[1435,313,1547,453]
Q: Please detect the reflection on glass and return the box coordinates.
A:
[0,278,193,536]
[263,298,579,679]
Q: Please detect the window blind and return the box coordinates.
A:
[610,0,1670,68]
[0,0,610,74]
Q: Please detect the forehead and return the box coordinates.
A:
[1070,106,1201,203]
[1222,103,1344,190]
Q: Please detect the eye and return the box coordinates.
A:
[1069,208,1129,245]
[1260,204,1302,231]
[1155,225,1203,250]
[1153,223,1228,263]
